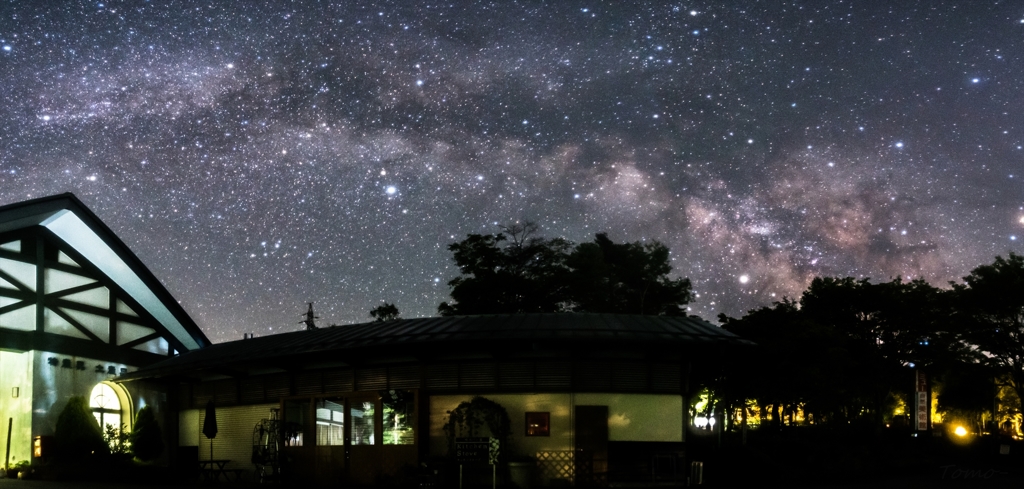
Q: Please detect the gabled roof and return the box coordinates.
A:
[125,313,752,380]
[0,193,210,351]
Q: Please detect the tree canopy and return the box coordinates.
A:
[716,271,995,432]
[438,223,691,316]
[953,252,1024,413]
[369,302,400,322]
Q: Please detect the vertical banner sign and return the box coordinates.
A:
[915,370,928,431]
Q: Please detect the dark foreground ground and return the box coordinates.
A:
[1,429,1020,488]
[686,426,1024,488]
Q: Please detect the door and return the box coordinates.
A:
[347,396,382,485]
[574,405,608,488]
[313,397,347,485]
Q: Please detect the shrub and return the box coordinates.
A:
[54,396,107,460]
[130,405,164,462]
[103,423,131,456]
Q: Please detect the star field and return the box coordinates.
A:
[2,1,1022,342]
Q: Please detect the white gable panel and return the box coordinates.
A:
[132,337,169,355]
[0,257,35,292]
[62,287,109,309]
[116,322,157,346]
[57,251,80,267]
[41,210,200,350]
[0,276,17,290]
[0,303,35,331]
[43,307,90,340]
[0,241,20,252]
[60,308,109,340]
[116,299,139,317]
[44,268,95,294]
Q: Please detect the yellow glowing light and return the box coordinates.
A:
[954,426,967,437]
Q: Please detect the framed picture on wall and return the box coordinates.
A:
[525,412,550,436]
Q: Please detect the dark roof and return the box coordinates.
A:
[0,193,211,351]
[124,313,752,380]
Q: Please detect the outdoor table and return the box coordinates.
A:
[198,459,232,483]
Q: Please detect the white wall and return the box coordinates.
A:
[181,403,278,475]
[0,350,33,466]
[429,393,683,458]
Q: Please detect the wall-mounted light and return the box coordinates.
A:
[12,387,19,398]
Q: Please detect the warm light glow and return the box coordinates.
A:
[954,426,967,437]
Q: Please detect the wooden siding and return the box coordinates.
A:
[179,360,684,409]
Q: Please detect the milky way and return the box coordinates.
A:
[2,1,1022,342]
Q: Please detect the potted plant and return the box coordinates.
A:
[507,455,535,489]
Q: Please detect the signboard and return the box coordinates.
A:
[455,437,499,464]
[915,371,928,431]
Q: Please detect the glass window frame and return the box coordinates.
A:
[525,412,550,437]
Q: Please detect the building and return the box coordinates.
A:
[0,193,210,467]
[1,193,752,486]
[126,314,751,486]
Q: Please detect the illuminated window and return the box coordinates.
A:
[526,412,550,436]
[382,390,415,445]
[315,398,344,446]
[90,382,128,431]
[351,401,375,445]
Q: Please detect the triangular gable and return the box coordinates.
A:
[0,194,210,357]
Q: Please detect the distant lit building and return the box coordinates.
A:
[0,194,210,464]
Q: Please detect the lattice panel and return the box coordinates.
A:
[536,450,574,484]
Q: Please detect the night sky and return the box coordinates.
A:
[2,1,1022,342]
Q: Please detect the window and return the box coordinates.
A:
[90,382,123,431]
[382,389,415,445]
[315,398,344,446]
[526,412,550,436]
[284,399,309,447]
[351,401,375,445]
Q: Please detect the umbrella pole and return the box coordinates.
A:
[210,437,213,460]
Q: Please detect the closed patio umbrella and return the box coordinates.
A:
[202,400,218,460]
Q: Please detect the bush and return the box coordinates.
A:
[130,405,164,462]
[54,396,107,460]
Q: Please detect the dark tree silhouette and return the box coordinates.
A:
[130,405,164,462]
[719,275,970,431]
[954,252,1024,412]
[567,233,691,315]
[720,299,849,428]
[438,224,690,316]
[439,222,572,315]
[54,396,107,459]
[369,302,400,322]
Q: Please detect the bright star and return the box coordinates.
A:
[385,186,397,195]
[739,275,749,284]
